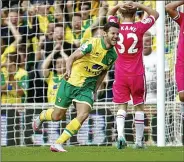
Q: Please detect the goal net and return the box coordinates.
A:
[1,0,183,146]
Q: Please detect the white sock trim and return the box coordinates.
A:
[135,111,144,124]
[135,111,144,143]
[117,109,127,118]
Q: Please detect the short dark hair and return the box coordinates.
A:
[103,22,119,32]
[91,26,104,36]
[18,44,27,53]
[79,1,91,10]
[55,23,64,28]
[73,13,82,17]
[8,53,21,64]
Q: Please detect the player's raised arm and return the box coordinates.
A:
[128,1,159,20]
[107,2,131,17]
[165,1,184,19]
[107,4,121,17]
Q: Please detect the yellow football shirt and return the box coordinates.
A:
[1,67,29,103]
[67,38,117,90]
[64,25,85,44]
[1,44,16,64]
[46,71,63,103]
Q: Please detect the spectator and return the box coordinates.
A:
[1,7,9,27]
[1,54,29,104]
[143,31,171,103]
[36,23,77,60]
[1,18,22,65]
[41,46,68,103]
[1,5,29,47]
[81,3,109,43]
[64,13,84,47]
[18,44,28,70]
[79,1,96,30]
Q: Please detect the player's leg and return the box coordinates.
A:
[32,107,67,131]
[131,74,146,148]
[113,78,130,149]
[51,88,93,152]
[32,79,71,131]
[176,65,184,145]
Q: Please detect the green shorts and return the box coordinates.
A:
[55,79,94,109]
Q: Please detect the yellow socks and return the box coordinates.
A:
[40,108,54,121]
[55,118,81,144]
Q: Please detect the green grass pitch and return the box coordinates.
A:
[2,146,184,162]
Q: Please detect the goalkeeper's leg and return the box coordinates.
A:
[32,108,67,131]
[50,102,91,152]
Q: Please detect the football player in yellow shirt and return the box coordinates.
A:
[33,22,120,152]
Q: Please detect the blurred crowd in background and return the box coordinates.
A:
[0,0,180,104]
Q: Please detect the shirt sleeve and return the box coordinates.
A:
[107,15,119,23]
[139,15,156,34]
[79,41,93,55]
[173,11,184,26]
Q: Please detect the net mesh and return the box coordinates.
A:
[0,0,183,146]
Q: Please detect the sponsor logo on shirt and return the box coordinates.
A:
[92,64,103,70]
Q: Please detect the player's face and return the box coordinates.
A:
[55,58,66,74]
[105,27,119,46]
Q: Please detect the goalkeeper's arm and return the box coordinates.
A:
[166,1,184,19]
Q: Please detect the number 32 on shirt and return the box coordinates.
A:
[117,33,138,54]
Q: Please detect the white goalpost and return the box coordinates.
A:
[0,0,183,147]
[156,1,165,147]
